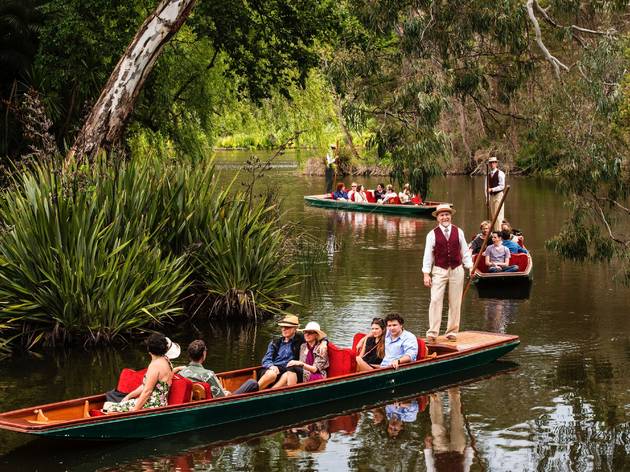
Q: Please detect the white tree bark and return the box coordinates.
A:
[526,0,568,79]
[68,0,197,164]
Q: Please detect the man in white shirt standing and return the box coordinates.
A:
[422,204,473,343]
[486,156,505,230]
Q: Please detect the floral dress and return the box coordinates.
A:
[105,377,170,413]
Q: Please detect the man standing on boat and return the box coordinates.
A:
[422,204,473,343]
[324,144,337,193]
[486,156,506,230]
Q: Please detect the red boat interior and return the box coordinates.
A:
[473,252,530,273]
[0,331,515,430]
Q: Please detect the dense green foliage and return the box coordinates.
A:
[0,157,307,352]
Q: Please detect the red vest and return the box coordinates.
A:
[433,225,462,269]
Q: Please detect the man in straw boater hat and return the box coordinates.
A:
[422,204,473,343]
[256,314,327,390]
[486,156,506,231]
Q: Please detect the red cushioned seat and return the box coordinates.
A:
[510,253,529,272]
[168,374,193,405]
[89,409,106,417]
[116,368,147,394]
[366,191,376,203]
[388,196,402,204]
[327,342,356,377]
[416,337,428,359]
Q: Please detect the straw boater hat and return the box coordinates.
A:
[302,321,327,341]
[164,337,181,360]
[488,156,498,163]
[278,314,300,328]
[431,203,455,218]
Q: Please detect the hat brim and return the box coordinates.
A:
[165,338,181,360]
[301,328,327,340]
[278,322,299,328]
[431,208,456,218]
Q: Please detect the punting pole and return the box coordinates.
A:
[461,185,511,301]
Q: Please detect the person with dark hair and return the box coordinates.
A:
[332,182,348,200]
[355,317,386,372]
[484,231,519,272]
[500,230,528,254]
[104,333,179,413]
[374,183,386,201]
[486,156,506,230]
[174,340,227,398]
[378,184,398,204]
[380,313,418,369]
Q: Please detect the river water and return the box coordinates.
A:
[0,152,628,471]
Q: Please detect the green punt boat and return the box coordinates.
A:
[0,331,518,440]
[304,194,451,217]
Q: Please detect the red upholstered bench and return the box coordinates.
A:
[327,342,356,377]
[114,368,192,405]
[191,381,212,400]
[366,190,376,203]
[388,196,402,205]
[510,253,529,272]
[411,195,423,204]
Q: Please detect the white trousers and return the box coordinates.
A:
[427,265,464,339]
[489,192,504,231]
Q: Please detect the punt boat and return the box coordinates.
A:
[0,331,519,440]
[472,252,533,298]
[304,194,450,217]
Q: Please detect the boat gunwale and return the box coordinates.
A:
[303,194,448,211]
[0,332,519,433]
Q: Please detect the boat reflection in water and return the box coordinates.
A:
[482,298,522,334]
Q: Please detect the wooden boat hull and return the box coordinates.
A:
[304,194,449,217]
[0,332,518,440]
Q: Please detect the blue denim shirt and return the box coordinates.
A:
[502,239,528,254]
[261,336,296,368]
[333,190,348,200]
[381,330,418,367]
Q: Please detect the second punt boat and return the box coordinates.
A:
[0,331,519,440]
[304,194,451,217]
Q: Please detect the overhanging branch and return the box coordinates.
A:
[526,0,569,79]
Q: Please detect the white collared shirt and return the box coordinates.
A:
[422,224,473,273]
[486,169,506,193]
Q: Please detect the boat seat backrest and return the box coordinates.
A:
[366,191,376,203]
[116,368,147,394]
[327,342,356,377]
[168,374,193,405]
[411,195,423,204]
[416,337,428,359]
[475,252,528,273]
[389,196,402,205]
[351,333,366,354]
[191,382,212,401]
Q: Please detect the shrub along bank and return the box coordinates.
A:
[0,158,302,353]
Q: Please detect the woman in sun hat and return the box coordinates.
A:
[104,333,179,413]
[272,321,329,388]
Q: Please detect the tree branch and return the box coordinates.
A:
[172,49,219,103]
[525,0,569,79]
[591,196,630,247]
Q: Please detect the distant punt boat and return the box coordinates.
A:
[0,331,519,440]
[304,194,451,217]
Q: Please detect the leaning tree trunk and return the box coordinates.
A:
[67,0,197,165]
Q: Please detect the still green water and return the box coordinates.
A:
[0,156,628,471]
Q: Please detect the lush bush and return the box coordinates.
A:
[0,157,308,352]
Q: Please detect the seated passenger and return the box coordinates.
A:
[501,230,528,254]
[257,315,327,390]
[378,185,398,204]
[399,183,413,204]
[333,183,348,200]
[374,183,386,201]
[469,220,491,255]
[380,313,418,369]
[103,333,179,412]
[501,220,523,244]
[347,182,358,201]
[174,340,227,398]
[273,321,329,388]
[355,317,386,372]
[354,184,368,203]
[484,231,519,272]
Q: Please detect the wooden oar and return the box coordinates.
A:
[485,163,491,221]
[461,185,511,301]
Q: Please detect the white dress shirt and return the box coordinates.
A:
[422,224,473,273]
[486,169,505,193]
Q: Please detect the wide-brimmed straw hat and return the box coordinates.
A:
[488,156,499,163]
[302,321,327,340]
[278,314,300,328]
[165,337,181,360]
[431,203,455,218]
